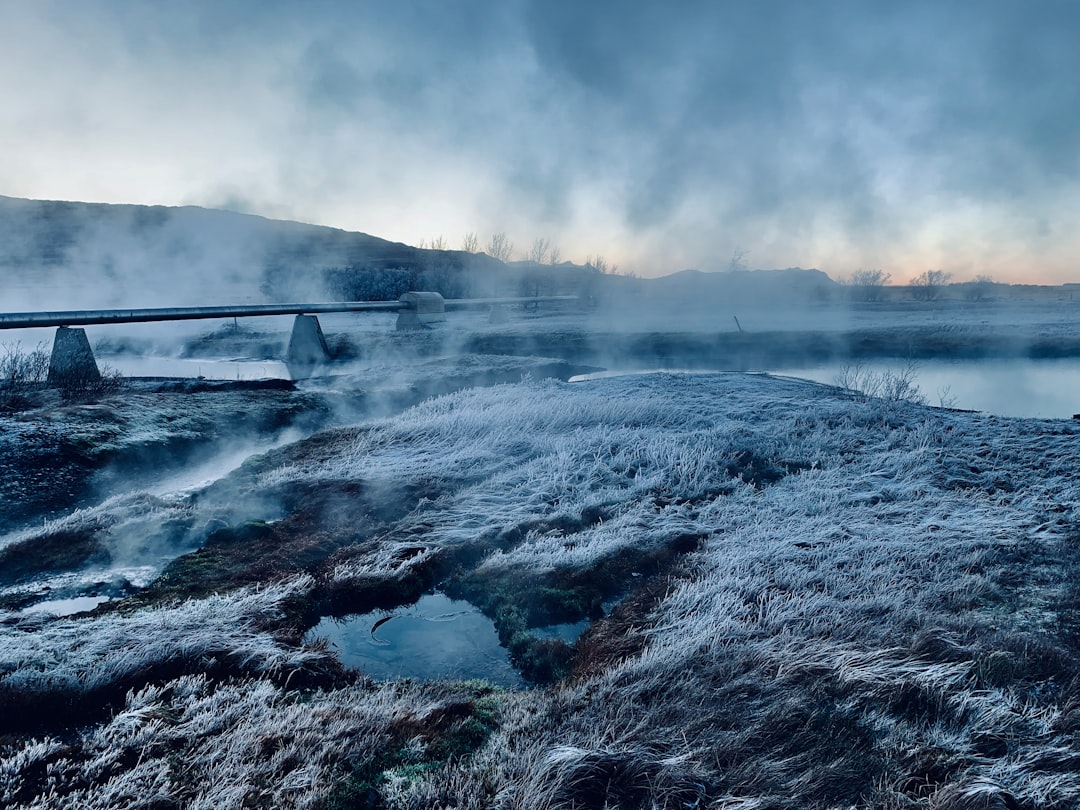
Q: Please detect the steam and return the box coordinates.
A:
[2,3,1080,279]
[0,197,338,311]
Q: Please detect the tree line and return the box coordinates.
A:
[846,268,996,302]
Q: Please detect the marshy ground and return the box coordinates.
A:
[3,302,1080,808]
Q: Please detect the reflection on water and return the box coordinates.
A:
[306,593,525,687]
[104,355,290,381]
[573,360,1080,419]
[19,595,112,617]
[778,358,1080,419]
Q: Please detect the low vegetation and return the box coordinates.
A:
[0,340,128,411]
[910,269,953,301]
[3,373,1080,808]
[846,268,891,301]
[834,362,926,406]
[0,341,48,409]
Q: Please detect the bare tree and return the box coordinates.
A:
[729,247,750,272]
[585,255,614,274]
[487,232,514,263]
[848,268,891,302]
[429,235,448,251]
[961,273,994,302]
[461,232,479,253]
[527,238,551,265]
[910,269,951,301]
[549,245,561,265]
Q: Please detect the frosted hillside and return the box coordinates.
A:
[3,373,1080,808]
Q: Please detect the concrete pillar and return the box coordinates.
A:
[47,326,101,387]
[396,291,446,330]
[286,314,330,377]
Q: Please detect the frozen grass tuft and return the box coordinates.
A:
[0,576,333,729]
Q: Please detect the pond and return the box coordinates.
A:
[306,593,526,687]
[307,593,593,686]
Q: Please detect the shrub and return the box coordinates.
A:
[834,362,926,405]
[54,362,126,402]
[0,341,49,408]
[960,274,995,302]
[1,341,48,388]
[910,269,951,301]
[847,268,891,302]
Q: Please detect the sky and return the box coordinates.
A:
[2,0,1079,283]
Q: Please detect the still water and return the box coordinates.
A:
[573,359,1080,419]
[306,593,525,687]
[105,355,290,381]
[105,356,1080,416]
[19,595,112,617]
[776,358,1080,419]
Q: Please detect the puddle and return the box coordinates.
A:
[569,368,708,383]
[20,595,112,617]
[306,593,526,687]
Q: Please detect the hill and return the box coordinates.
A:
[0,196,849,316]
[0,196,504,309]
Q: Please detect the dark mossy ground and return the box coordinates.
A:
[315,682,504,810]
[0,379,331,533]
[0,352,595,618]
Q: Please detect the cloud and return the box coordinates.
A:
[2,1,1080,280]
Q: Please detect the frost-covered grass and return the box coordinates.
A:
[3,372,1080,807]
[0,577,337,727]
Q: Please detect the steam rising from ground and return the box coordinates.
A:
[0,197,347,310]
